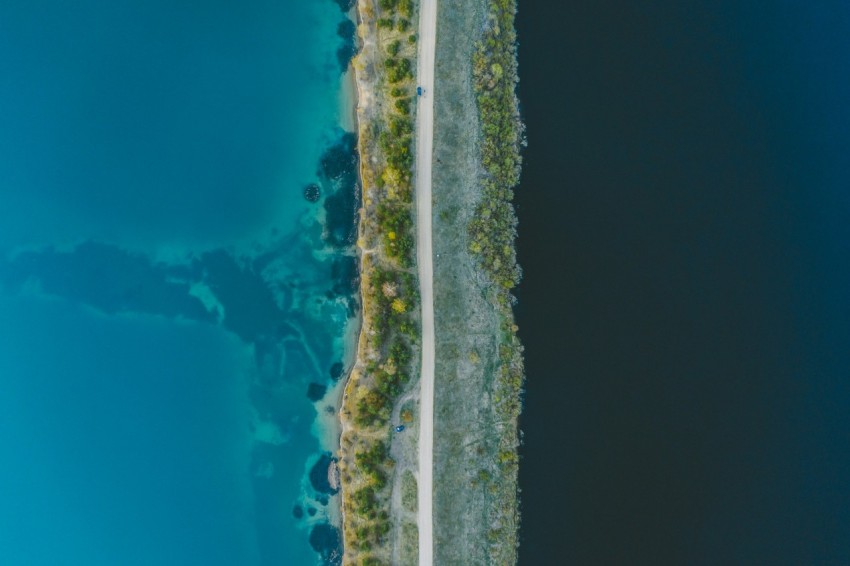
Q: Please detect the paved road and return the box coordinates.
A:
[415,0,437,564]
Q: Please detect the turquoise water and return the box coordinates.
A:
[0,1,358,564]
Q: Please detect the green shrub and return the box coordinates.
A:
[468,0,523,303]
[343,0,427,555]
[387,57,413,83]
[394,97,411,115]
[389,116,412,136]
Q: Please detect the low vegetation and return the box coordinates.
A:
[340,0,420,564]
[468,0,526,561]
[400,469,417,513]
[400,521,419,564]
[469,0,523,305]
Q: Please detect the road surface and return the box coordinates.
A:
[415,0,437,564]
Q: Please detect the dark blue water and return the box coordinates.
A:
[0,1,359,564]
[516,2,850,564]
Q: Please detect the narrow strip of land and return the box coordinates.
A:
[415,0,437,564]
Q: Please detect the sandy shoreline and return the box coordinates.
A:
[339,66,358,134]
[333,1,366,552]
[308,5,364,541]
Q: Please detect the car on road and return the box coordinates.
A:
[395,425,406,432]
[417,86,424,97]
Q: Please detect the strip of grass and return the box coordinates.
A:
[400,521,419,565]
[401,469,418,513]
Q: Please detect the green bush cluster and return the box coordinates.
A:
[355,343,412,427]
[369,267,418,338]
[377,0,413,32]
[468,0,524,307]
[351,442,393,548]
[386,57,414,83]
[376,204,414,267]
[376,61,416,269]
[351,483,391,547]
[354,273,416,425]
[375,8,417,268]
[470,0,525,452]
[356,442,390,487]
[379,130,413,179]
[344,2,421,559]
[394,97,411,115]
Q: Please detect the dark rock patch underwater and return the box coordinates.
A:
[310,523,342,566]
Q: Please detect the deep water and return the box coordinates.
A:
[516,2,850,564]
[0,1,358,564]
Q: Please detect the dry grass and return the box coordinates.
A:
[429,0,521,563]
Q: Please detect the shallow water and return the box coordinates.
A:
[0,1,359,564]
